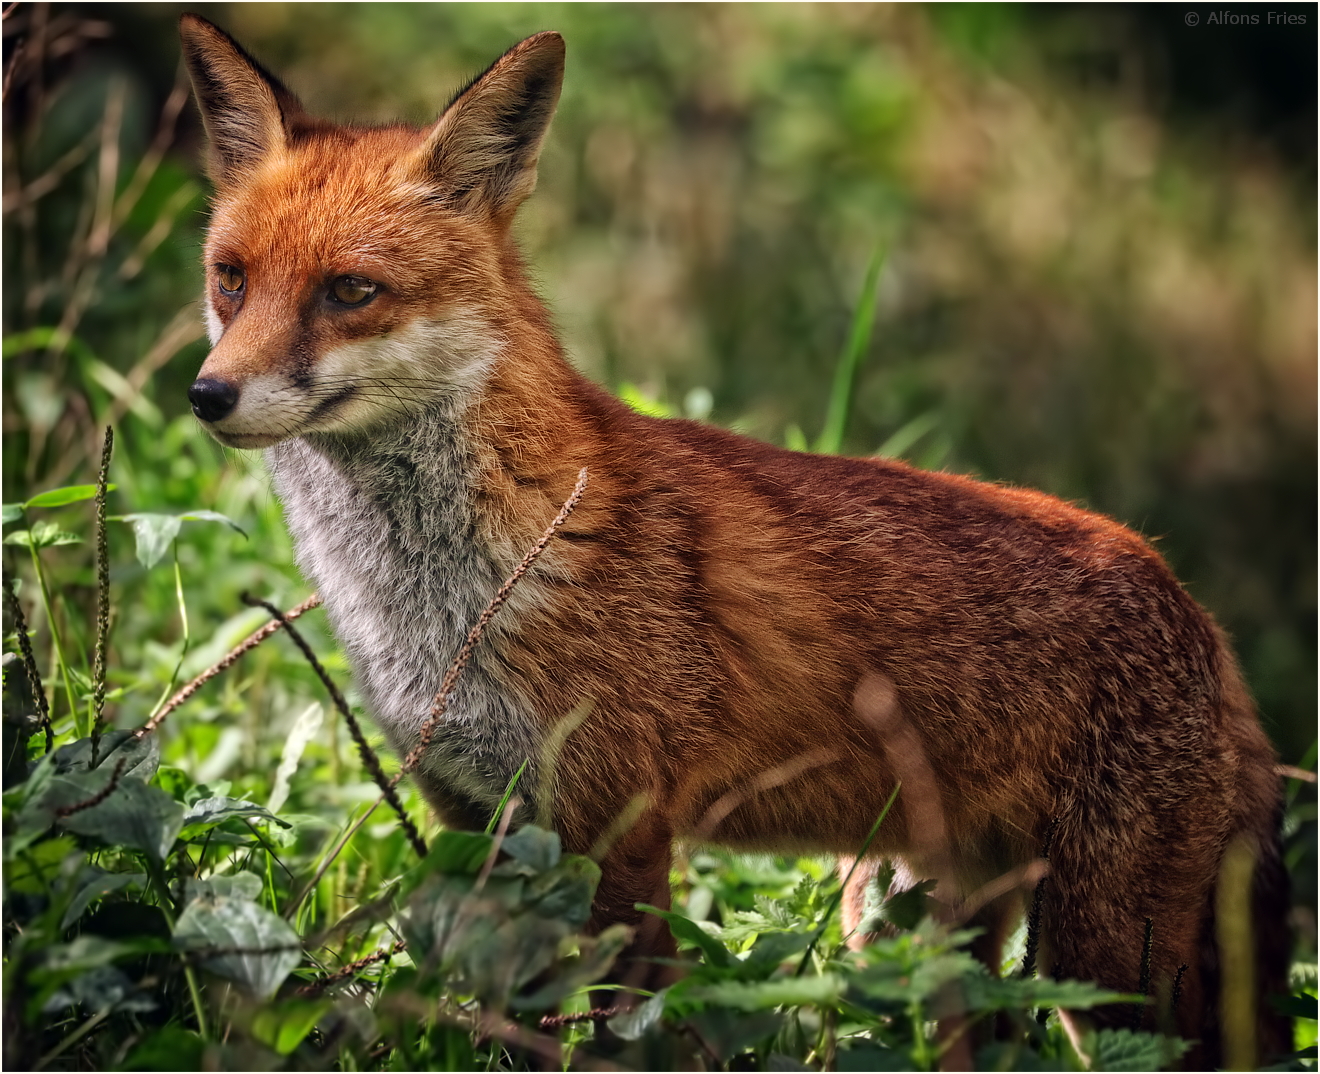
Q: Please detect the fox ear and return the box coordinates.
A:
[413,32,565,224]
[179,14,302,186]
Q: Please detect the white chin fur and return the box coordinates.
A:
[202,316,503,444]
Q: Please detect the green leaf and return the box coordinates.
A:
[3,519,82,548]
[178,508,247,538]
[61,865,146,929]
[501,825,562,872]
[120,1027,206,1071]
[174,895,302,999]
[25,484,117,508]
[399,830,493,899]
[43,964,155,1015]
[608,988,668,1041]
[962,974,1134,1013]
[2,503,23,526]
[180,796,291,834]
[117,513,181,568]
[617,382,672,417]
[251,998,332,1055]
[52,730,160,782]
[1271,991,1319,1020]
[178,871,264,903]
[688,973,846,1011]
[26,771,186,865]
[1083,1028,1190,1071]
[638,903,734,969]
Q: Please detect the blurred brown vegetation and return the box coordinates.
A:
[3,2,1314,910]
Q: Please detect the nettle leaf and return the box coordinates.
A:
[174,895,302,1000]
[963,974,1134,1013]
[25,484,117,509]
[1083,1027,1190,1071]
[4,519,82,549]
[687,973,847,1012]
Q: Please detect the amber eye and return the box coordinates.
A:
[216,264,245,294]
[329,275,378,306]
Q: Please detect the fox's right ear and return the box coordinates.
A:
[179,14,302,186]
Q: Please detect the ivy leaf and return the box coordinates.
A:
[25,484,116,509]
[174,895,302,1000]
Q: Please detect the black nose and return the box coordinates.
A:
[188,378,239,423]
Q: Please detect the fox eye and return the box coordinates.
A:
[329,275,379,306]
[216,264,245,294]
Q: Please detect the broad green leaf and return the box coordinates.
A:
[181,796,291,834]
[174,895,302,999]
[685,1008,783,1062]
[1083,1027,1190,1071]
[25,484,116,508]
[20,767,185,864]
[53,730,160,782]
[178,871,264,904]
[43,964,155,1015]
[251,998,332,1055]
[962,973,1134,1013]
[500,825,561,872]
[117,513,181,568]
[120,1026,206,1071]
[2,503,22,525]
[61,865,145,929]
[638,903,734,969]
[398,830,493,899]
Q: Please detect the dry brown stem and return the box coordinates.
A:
[3,574,52,752]
[397,467,588,780]
[241,593,426,859]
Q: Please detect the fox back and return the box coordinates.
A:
[180,17,1289,1067]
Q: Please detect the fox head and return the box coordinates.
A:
[179,16,565,448]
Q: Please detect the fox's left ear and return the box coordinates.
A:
[413,32,565,225]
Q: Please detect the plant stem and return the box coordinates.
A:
[146,860,209,1040]
[26,541,78,732]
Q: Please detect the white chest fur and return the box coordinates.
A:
[265,410,544,819]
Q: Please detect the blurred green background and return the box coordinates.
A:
[3,3,1314,926]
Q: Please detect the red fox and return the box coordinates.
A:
[179,16,1288,1066]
